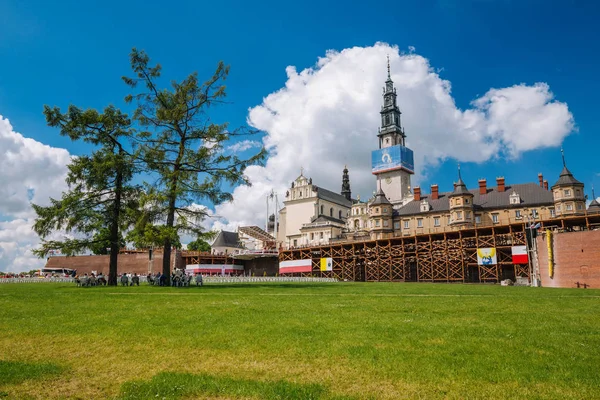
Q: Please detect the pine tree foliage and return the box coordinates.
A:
[122,49,265,283]
[32,106,138,285]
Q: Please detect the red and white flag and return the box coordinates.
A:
[511,246,528,264]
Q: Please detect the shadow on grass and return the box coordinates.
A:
[119,372,360,400]
[0,360,64,386]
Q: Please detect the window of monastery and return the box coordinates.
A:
[550,208,556,217]
[466,211,471,219]
[310,233,314,240]
[456,199,461,205]
[447,215,451,224]
[293,239,297,247]
[532,209,538,218]
[515,210,522,219]
[417,219,423,228]
[456,211,462,219]
[566,204,573,211]
[577,203,583,210]
[339,210,342,219]
[320,205,324,214]
[576,189,581,196]
[383,207,388,213]
[376,208,380,213]
[320,232,324,239]
[557,204,561,211]
[384,220,389,227]
[354,220,360,229]
[299,191,302,198]
[434,217,440,226]
[375,220,380,227]
[404,220,409,229]
[492,214,499,223]
[475,215,481,224]
[394,221,400,230]
[465,198,470,204]
[330,208,333,217]
[564,189,571,197]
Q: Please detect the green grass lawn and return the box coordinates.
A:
[0,282,599,399]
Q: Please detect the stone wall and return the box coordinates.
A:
[536,230,600,289]
[45,252,175,276]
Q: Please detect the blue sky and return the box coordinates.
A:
[2,0,599,188]
[1,0,600,271]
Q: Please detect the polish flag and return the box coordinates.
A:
[511,246,528,264]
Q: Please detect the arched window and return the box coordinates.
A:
[330,207,333,217]
[354,220,360,229]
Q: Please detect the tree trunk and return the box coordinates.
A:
[108,163,123,286]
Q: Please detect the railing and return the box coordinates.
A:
[0,276,337,284]
[0,277,75,284]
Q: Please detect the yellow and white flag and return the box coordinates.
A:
[320,257,333,271]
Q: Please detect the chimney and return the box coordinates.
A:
[496,177,505,192]
[538,173,544,187]
[431,184,439,200]
[478,179,487,195]
[414,186,421,201]
[543,180,548,190]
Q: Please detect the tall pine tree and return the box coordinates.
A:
[32,106,137,285]
[123,49,265,284]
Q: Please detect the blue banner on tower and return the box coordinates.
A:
[371,145,414,174]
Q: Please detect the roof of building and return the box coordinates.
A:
[552,166,583,187]
[300,215,346,230]
[397,182,554,216]
[212,230,242,248]
[370,188,392,206]
[449,176,472,197]
[315,186,352,208]
[238,226,275,242]
[588,199,600,213]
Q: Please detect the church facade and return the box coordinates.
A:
[276,61,594,249]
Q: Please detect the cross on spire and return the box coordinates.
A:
[457,163,462,180]
[561,147,566,167]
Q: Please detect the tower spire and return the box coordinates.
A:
[387,55,391,79]
[341,165,351,201]
[561,147,566,167]
[457,163,462,181]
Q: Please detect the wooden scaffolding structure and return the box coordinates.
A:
[279,214,600,283]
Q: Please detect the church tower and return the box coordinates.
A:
[371,57,415,206]
[341,166,351,201]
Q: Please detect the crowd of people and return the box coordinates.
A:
[73,269,204,287]
[146,269,203,287]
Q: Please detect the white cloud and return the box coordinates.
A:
[226,140,262,153]
[0,115,70,272]
[213,42,574,232]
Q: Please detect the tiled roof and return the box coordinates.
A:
[370,188,392,206]
[449,177,472,197]
[315,186,352,208]
[397,182,554,216]
[552,166,583,187]
[212,230,242,248]
[300,215,346,230]
[588,199,600,214]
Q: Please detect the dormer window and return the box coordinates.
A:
[509,190,521,205]
[420,200,430,212]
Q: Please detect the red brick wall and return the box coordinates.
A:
[45,252,176,276]
[536,230,600,289]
